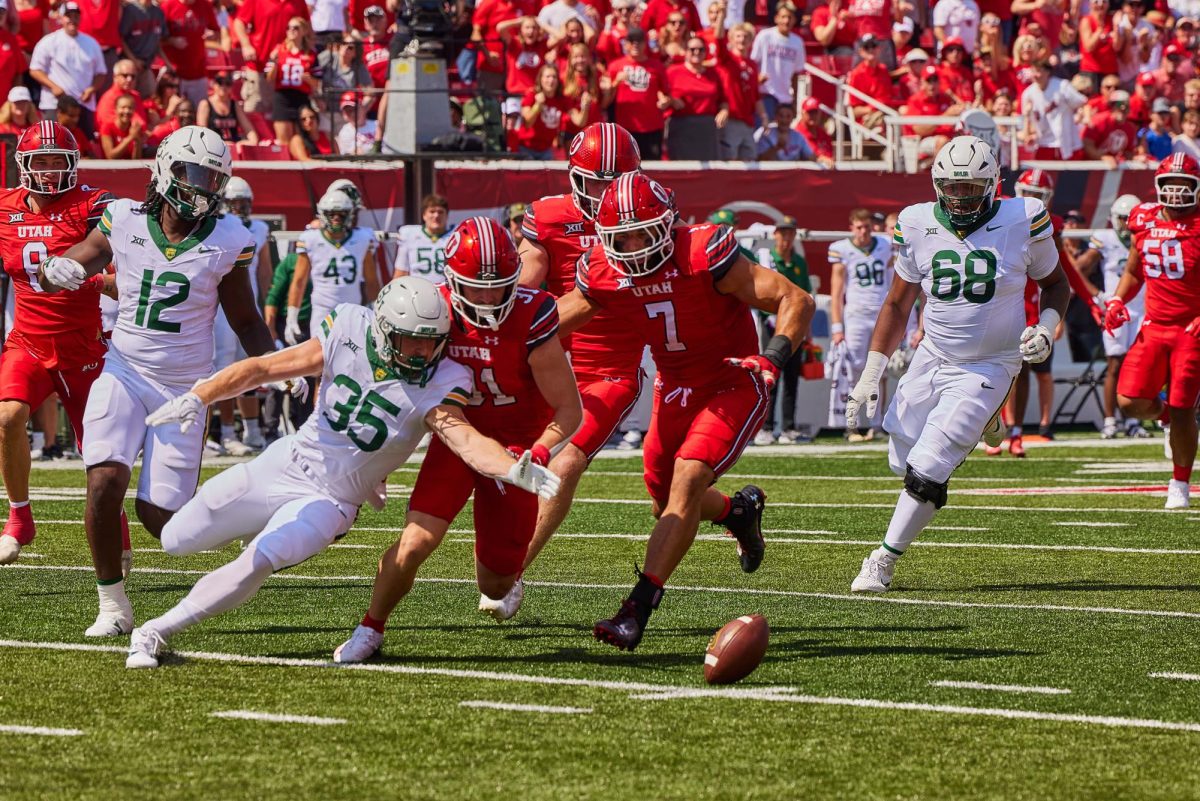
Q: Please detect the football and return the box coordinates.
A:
[704,614,769,685]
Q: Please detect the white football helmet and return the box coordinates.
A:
[223,176,254,222]
[1110,193,1140,232]
[931,135,999,228]
[371,276,451,386]
[327,178,362,226]
[317,189,355,235]
[153,125,232,221]
[955,109,1000,162]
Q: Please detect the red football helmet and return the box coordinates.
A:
[568,122,642,219]
[594,172,676,277]
[1155,152,1200,210]
[1014,168,1054,205]
[443,216,521,330]
[16,121,79,196]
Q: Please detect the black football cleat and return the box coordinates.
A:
[723,485,767,573]
[593,599,648,651]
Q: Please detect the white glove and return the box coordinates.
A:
[845,350,888,430]
[40,255,88,291]
[503,450,562,499]
[267,377,310,402]
[1019,324,1052,364]
[284,307,303,346]
[145,392,206,434]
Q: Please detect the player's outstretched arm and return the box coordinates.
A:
[219,265,277,358]
[425,404,562,499]
[716,254,816,350]
[529,334,584,455]
[555,287,600,336]
[517,237,550,288]
[37,227,113,292]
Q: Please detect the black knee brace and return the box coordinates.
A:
[904,465,948,509]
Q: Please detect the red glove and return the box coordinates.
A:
[724,355,779,389]
[1103,297,1130,335]
[508,444,551,466]
[1186,316,1200,340]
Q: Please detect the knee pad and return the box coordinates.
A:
[904,465,948,509]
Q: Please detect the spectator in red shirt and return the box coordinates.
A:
[1154,42,1189,103]
[1083,89,1136,164]
[95,59,148,134]
[561,43,603,135]
[812,0,858,59]
[502,16,548,95]
[1078,0,1122,85]
[890,16,914,69]
[847,0,898,66]
[665,34,727,159]
[78,0,121,86]
[641,0,700,44]
[0,26,27,102]
[894,47,929,103]
[469,0,535,92]
[1129,71,1158,130]
[519,63,573,158]
[0,86,40,136]
[234,0,311,114]
[937,37,975,104]
[14,0,49,56]
[794,95,835,164]
[603,26,670,158]
[847,34,893,121]
[655,11,690,64]
[161,0,219,106]
[1085,73,1122,115]
[55,95,92,157]
[976,45,1021,107]
[290,104,337,159]
[100,94,146,158]
[265,17,320,143]
[595,0,634,63]
[360,6,391,89]
[901,65,961,159]
[717,19,766,159]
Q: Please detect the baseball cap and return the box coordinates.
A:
[364,4,385,16]
[625,26,646,43]
[1109,89,1131,107]
[1180,16,1197,29]
[502,97,522,115]
[60,1,80,13]
[776,215,798,230]
[903,48,929,64]
[1152,96,1172,113]
[1137,71,1157,87]
[943,36,965,51]
[893,17,914,34]
[1165,41,1186,58]
[1146,10,1168,27]
[859,33,879,48]
[801,96,821,112]
[340,91,359,108]
[708,209,738,226]
[922,64,940,80]
[7,86,31,104]
[1063,210,1086,224]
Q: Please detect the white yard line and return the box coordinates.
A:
[0,639,1196,734]
[459,700,592,714]
[929,680,1071,695]
[1149,672,1200,682]
[0,724,83,736]
[1052,522,1130,528]
[209,710,346,726]
[5,564,1200,620]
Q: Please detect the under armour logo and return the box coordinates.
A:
[665,269,679,279]
[484,336,500,345]
[564,222,585,235]
[8,213,23,223]
[616,278,633,289]
[131,236,147,247]
[48,213,63,222]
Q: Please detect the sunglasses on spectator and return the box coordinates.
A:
[687,45,705,52]
[214,77,232,86]
[115,71,135,78]
[668,18,684,24]
[288,24,303,31]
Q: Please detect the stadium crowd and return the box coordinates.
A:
[4,0,1200,160]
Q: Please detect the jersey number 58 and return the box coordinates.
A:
[1142,239,1186,280]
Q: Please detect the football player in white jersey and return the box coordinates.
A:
[211,176,275,456]
[844,136,1070,592]
[1072,194,1150,439]
[285,189,381,345]
[393,193,454,284]
[38,126,290,637]
[124,277,562,669]
[828,207,894,438]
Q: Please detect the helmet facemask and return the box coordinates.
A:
[371,315,448,386]
[569,168,617,220]
[446,271,519,330]
[19,150,78,196]
[163,161,228,221]
[1156,175,1199,210]
[936,176,996,228]
[596,210,675,277]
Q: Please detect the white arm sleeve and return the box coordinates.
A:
[1027,232,1060,281]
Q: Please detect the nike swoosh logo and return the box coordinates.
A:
[986,225,1002,231]
[982,383,995,389]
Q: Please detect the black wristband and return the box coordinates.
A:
[762,335,792,369]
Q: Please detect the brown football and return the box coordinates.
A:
[704,614,769,685]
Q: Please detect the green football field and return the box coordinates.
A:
[3,439,1200,801]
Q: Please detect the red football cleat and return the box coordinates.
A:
[1009,434,1026,458]
[0,504,36,565]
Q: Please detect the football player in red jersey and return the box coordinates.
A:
[487,122,645,621]
[1105,153,1200,509]
[0,122,118,565]
[559,173,814,651]
[333,217,582,661]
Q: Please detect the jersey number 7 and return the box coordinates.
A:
[645,301,687,352]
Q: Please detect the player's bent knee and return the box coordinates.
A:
[135,500,175,539]
[0,400,30,432]
[904,465,948,509]
[551,443,588,477]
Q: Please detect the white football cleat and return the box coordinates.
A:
[242,430,266,451]
[121,549,132,579]
[204,439,227,458]
[0,534,22,565]
[222,437,253,457]
[1166,479,1190,510]
[982,414,1005,448]
[1100,420,1119,440]
[85,609,133,638]
[1125,422,1150,439]
[126,627,167,669]
[753,430,775,446]
[851,554,894,593]
[333,625,383,663]
[479,579,524,621]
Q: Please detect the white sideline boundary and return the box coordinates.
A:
[459,700,592,715]
[930,680,1071,696]
[0,724,83,737]
[1,639,1197,734]
[209,710,346,726]
[5,564,1200,620]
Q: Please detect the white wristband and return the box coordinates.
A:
[1038,308,1061,334]
[862,350,888,384]
[831,322,845,335]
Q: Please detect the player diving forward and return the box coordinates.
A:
[38,126,290,637]
[845,135,1069,592]
[125,277,562,668]
[1104,154,1200,509]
